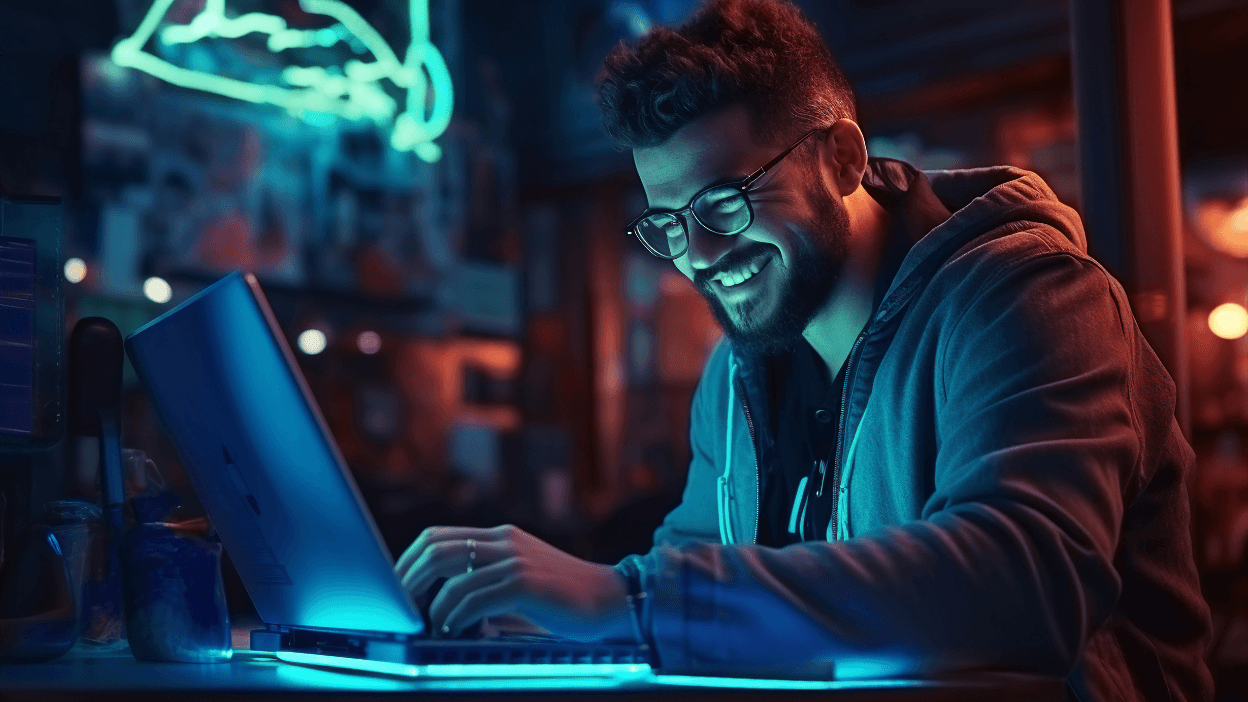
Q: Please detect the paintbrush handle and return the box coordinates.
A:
[99,410,125,536]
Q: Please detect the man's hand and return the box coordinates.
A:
[394,524,633,641]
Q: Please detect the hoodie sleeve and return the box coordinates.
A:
[628,249,1139,678]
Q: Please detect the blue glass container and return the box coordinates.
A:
[120,494,231,663]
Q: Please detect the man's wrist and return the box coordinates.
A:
[612,560,655,657]
[588,564,632,641]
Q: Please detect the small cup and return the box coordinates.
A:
[121,515,232,663]
[41,500,100,639]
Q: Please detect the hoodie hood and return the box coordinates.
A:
[870,161,1089,327]
[925,164,1086,252]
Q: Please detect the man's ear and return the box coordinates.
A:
[820,119,869,198]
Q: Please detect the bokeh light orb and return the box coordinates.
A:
[1209,303,1248,340]
[357,330,382,355]
[298,329,328,355]
[143,276,173,304]
[1195,197,1248,258]
[64,258,87,284]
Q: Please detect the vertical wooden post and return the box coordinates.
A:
[1069,0,1190,436]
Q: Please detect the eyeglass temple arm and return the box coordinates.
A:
[740,128,824,189]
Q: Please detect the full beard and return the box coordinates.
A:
[695,181,851,358]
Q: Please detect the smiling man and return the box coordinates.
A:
[394,1,1212,699]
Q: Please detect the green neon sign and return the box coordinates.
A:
[111,0,453,162]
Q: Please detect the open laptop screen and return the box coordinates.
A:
[126,271,424,636]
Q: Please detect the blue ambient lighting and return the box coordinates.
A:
[273,651,919,690]
[278,651,419,677]
[270,654,415,691]
[191,276,422,633]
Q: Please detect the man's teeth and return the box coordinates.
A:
[716,259,764,287]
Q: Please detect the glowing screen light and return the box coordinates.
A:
[298,328,328,355]
[64,258,87,284]
[110,0,452,162]
[275,650,651,680]
[356,330,382,354]
[1209,303,1248,340]
[143,276,174,303]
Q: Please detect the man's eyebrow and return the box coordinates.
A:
[647,173,750,211]
[644,187,690,212]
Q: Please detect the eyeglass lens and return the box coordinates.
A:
[635,185,752,258]
[636,215,688,258]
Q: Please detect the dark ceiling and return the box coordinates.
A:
[0,0,1243,191]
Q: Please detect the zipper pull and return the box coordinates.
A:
[815,459,828,496]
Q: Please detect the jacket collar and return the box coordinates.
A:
[861,158,954,315]
[729,158,952,439]
[875,163,1083,324]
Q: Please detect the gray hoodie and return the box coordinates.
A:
[618,160,1213,701]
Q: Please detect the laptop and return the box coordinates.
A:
[125,271,649,678]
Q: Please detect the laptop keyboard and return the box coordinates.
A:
[408,640,649,666]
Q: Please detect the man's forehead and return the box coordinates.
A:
[633,107,765,208]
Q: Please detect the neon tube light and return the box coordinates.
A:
[111,0,453,162]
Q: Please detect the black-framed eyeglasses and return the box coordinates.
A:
[626,127,824,260]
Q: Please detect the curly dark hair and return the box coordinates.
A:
[597,0,857,150]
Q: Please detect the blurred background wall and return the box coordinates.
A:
[0,0,1246,693]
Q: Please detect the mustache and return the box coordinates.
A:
[693,244,775,290]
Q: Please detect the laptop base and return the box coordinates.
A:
[251,626,651,669]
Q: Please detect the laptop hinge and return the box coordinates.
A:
[250,625,289,652]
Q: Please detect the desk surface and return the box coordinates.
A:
[0,644,1064,702]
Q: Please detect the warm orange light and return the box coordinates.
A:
[1209,303,1248,340]
[1196,196,1248,258]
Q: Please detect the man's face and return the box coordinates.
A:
[634,105,851,357]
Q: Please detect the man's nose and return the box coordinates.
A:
[685,217,736,271]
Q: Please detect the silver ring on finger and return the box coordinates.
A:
[466,538,476,574]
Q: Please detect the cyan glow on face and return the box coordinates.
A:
[111,0,452,162]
